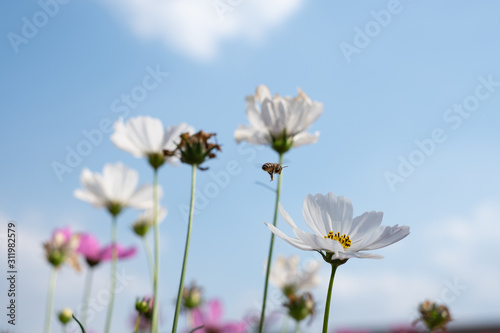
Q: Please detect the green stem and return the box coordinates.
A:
[142,236,155,286]
[294,321,300,333]
[135,313,142,333]
[43,266,57,333]
[322,263,339,333]
[172,165,197,333]
[258,153,284,333]
[73,314,86,333]
[81,268,94,328]
[151,169,160,333]
[104,215,118,333]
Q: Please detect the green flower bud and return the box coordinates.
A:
[182,283,203,310]
[58,308,73,325]
[285,292,315,322]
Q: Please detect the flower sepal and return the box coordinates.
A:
[148,153,166,170]
[107,202,123,217]
[319,251,348,266]
[271,130,294,154]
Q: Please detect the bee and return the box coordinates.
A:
[262,163,288,181]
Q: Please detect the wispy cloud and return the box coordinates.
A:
[98,0,304,60]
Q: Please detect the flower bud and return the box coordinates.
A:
[182,283,203,310]
[414,300,452,332]
[135,297,154,316]
[58,308,73,325]
[132,219,151,237]
[166,131,221,170]
[284,292,315,322]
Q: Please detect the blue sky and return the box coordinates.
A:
[1,0,500,332]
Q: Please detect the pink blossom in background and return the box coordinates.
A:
[192,299,246,333]
[77,233,137,267]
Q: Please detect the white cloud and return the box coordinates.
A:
[99,0,304,60]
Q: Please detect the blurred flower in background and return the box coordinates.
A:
[270,255,320,297]
[77,233,137,267]
[234,84,323,154]
[170,130,221,170]
[132,206,168,238]
[111,116,194,169]
[74,162,158,216]
[192,299,246,333]
[182,282,203,311]
[414,300,452,332]
[43,227,80,270]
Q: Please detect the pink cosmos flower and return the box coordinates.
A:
[43,227,81,270]
[192,299,246,333]
[77,233,137,267]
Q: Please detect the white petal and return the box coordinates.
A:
[111,118,144,157]
[255,85,271,103]
[128,184,156,209]
[234,125,270,145]
[361,224,410,251]
[292,131,319,147]
[294,228,344,253]
[265,223,313,251]
[279,203,298,228]
[347,212,384,245]
[101,163,138,203]
[74,168,108,206]
[302,193,354,237]
[245,96,266,130]
[163,122,194,151]
[128,116,165,152]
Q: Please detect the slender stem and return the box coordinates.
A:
[142,236,155,286]
[294,321,300,333]
[104,215,118,333]
[43,266,57,333]
[63,325,68,333]
[73,314,86,333]
[172,165,197,333]
[281,315,289,333]
[322,263,339,333]
[151,169,160,333]
[81,268,94,328]
[134,313,142,333]
[258,153,284,333]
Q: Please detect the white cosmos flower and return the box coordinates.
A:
[266,193,410,261]
[234,85,323,153]
[269,255,320,295]
[111,116,194,165]
[74,162,159,214]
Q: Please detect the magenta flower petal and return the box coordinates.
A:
[100,243,137,261]
[77,233,101,261]
[53,227,72,242]
[207,299,223,324]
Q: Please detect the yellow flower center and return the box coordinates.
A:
[324,231,352,249]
